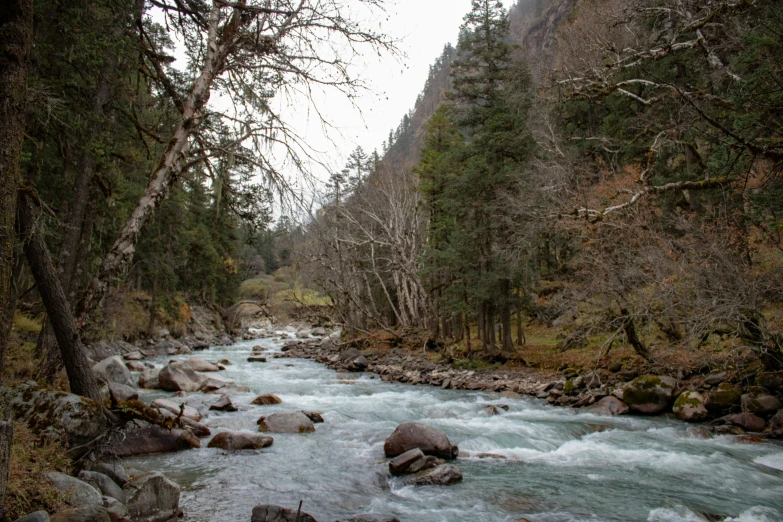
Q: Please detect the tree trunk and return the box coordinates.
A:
[77,5,244,326]
[464,314,471,352]
[621,308,649,360]
[0,254,21,385]
[0,421,11,522]
[500,279,513,352]
[18,193,102,402]
[0,0,33,386]
[516,305,525,346]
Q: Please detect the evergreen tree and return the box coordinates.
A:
[420,0,534,355]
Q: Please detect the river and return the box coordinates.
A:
[124,333,783,522]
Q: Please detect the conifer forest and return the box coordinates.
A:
[1,1,782,521]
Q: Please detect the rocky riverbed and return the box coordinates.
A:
[4,325,783,521]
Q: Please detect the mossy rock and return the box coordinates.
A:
[622,375,677,414]
[705,383,741,416]
[673,390,708,422]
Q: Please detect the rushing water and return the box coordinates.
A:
[124,333,783,522]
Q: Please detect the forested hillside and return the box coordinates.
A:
[300,0,783,375]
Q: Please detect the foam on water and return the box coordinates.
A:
[124,337,783,522]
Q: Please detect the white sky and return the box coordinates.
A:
[274,0,475,196]
[153,0,477,208]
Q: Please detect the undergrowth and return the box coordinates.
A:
[3,422,70,520]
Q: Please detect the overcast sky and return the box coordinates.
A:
[274,0,475,196]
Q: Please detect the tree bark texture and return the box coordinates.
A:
[0,421,11,522]
[18,193,102,402]
[0,0,33,386]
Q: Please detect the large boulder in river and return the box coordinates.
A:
[76,471,126,503]
[389,448,425,476]
[257,412,315,433]
[123,471,180,522]
[673,391,709,422]
[403,464,463,486]
[178,357,220,373]
[92,356,136,387]
[114,422,200,457]
[151,398,202,421]
[106,382,138,401]
[45,472,102,507]
[138,367,161,389]
[585,396,629,416]
[252,394,282,405]
[741,393,782,417]
[208,431,274,450]
[158,363,206,392]
[251,505,317,522]
[0,383,108,458]
[705,383,742,416]
[384,423,458,459]
[622,375,676,414]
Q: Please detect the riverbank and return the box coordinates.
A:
[278,329,783,439]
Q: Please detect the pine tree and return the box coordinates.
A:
[420,0,533,356]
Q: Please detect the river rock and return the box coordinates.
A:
[340,513,400,522]
[125,361,146,372]
[101,495,129,520]
[123,471,180,522]
[723,413,766,432]
[13,511,50,522]
[622,375,676,414]
[210,396,238,412]
[346,355,369,372]
[705,383,741,416]
[312,327,328,336]
[124,351,145,361]
[138,368,161,389]
[114,423,200,457]
[250,505,317,522]
[704,372,728,385]
[151,398,202,421]
[585,396,629,416]
[756,372,783,391]
[673,391,708,422]
[500,391,522,399]
[741,393,782,417]
[302,411,324,423]
[384,423,458,459]
[0,384,108,459]
[252,394,282,405]
[248,356,268,363]
[205,382,251,395]
[77,471,126,504]
[89,462,129,487]
[92,356,136,388]
[158,363,206,392]
[207,431,274,450]
[403,464,462,486]
[154,409,211,437]
[50,505,110,522]
[258,412,315,433]
[407,456,442,474]
[389,448,424,476]
[46,472,102,507]
[179,357,220,372]
[107,383,138,402]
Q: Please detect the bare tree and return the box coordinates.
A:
[77,0,396,325]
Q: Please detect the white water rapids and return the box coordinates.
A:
[124,333,783,522]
